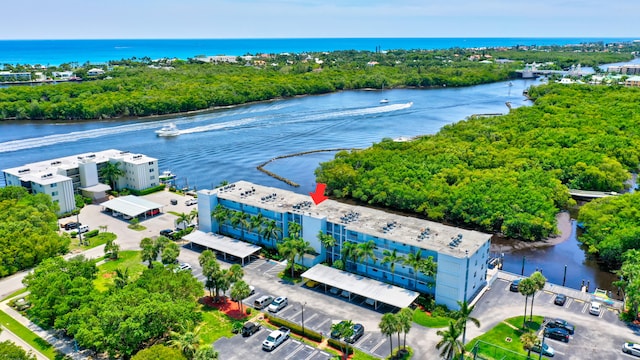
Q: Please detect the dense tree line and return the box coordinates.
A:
[0,44,634,120]
[578,192,640,269]
[0,186,69,277]
[23,256,203,358]
[316,84,640,241]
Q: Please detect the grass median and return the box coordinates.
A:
[0,310,59,359]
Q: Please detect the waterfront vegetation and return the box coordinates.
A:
[0,186,69,277]
[0,44,635,121]
[316,84,640,241]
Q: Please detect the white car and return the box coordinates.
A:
[185,198,198,206]
[589,301,601,316]
[623,342,640,357]
[175,263,192,273]
[267,296,288,313]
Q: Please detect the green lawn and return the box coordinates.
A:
[0,310,59,359]
[465,316,547,360]
[198,307,243,344]
[69,232,116,252]
[94,250,146,292]
[1,288,28,302]
[412,309,452,328]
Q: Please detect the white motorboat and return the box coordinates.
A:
[155,123,180,137]
[380,98,389,104]
[158,170,177,183]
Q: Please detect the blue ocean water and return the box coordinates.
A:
[0,38,635,66]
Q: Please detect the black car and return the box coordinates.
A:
[554,294,567,306]
[544,327,570,342]
[509,279,522,292]
[159,229,175,238]
[546,318,574,334]
[64,222,81,230]
[345,323,364,344]
[241,321,261,337]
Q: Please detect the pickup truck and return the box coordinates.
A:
[262,327,290,351]
[241,321,261,337]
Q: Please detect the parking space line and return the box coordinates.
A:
[354,332,372,348]
[283,341,304,360]
[369,337,386,353]
[288,310,303,321]
[581,303,589,313]
[565,298,573,308]
[304,313,318,324]
[304,349,318,360]
[315,318,330,330]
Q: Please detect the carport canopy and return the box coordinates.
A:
[101,195,163,218]
[301,264,419,309]
[184,231,262,266]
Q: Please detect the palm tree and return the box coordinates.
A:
[381,249,404,285]
[226,264,244,284]
[211,205,230,233]
[518,277,537,328]
[176,212,191,230]
[230,211,250,240]
[331,320,354,360]
[113,268,129,289]
[230,280,251,313]
[99,161,124,191]
[250,213,265,241]
[199,250,220,297]
[436,321,464,360]
[340,242,358,271]
[278,237,300,278]
[397,307,413,350]
[403,250,436,290]
[357,240,377,275]
[453,300,480,356]
[379,313,397,356]
[294,238,314,269]
[318,231,337,265]
[261,219,282,248]
[520,331,539,359]
[529,271,547,321]
[168,326,201,359]
[189,208,198,227]
[288,222,302,239]
[140,237,158,268]
[193,345,218,360]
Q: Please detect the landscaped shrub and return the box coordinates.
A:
[327,337,353,355]
[127,184,166,196]
[265,313,323,342]
[84,229,99,238]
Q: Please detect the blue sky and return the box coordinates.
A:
[2,0,637,39]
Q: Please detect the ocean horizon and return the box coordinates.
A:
[1,37,636,66]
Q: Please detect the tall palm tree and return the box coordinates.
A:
[294,238,314,269]
[318,231,337,265]
[250,213,265,241]
[357,240,377,275]
[277,237,299,278]
[340,242,358,271]
[453,300,480,356]
[189,208,198,227]
[288,222,302,239]
[403,250,436,290]
[520,331,539,359]
[379,313,397,356]
[331,320,354,360]
[518,277,537,329]
[113,268,129,289]
[168,326,201,359]
[176,212,191,230]
[381,249,404,285]
[140,237,158,268]
[98,161,124,191]
[230,211,250,240]
[529,271,547,321]
[436,321,464,360]
[211,205,230,233]
[226,263,244,284]
[261,219,282,248]
[397,307,413,350]
[199,250,220,297]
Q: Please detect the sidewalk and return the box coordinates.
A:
[0,325,48,360]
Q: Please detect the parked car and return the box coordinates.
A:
[77,225,90,234]
[340,290,351,298]
[160,229,175,238]
[510,279,522,292]
[329,287,340,295]
[267,296,288,313]
[622,342,640,357]
[254,295,273,310]
[241,321,261,337]
[589,301,602,316]
[546,318,574,335]
[531,342,555,357]
[544,328,570,343]
[249,285,255,296]
[64,222,81,230]
[554,294,567,306]
[305,280,318,288]
[262,327,290,351]
[185,198,198,206]
[345,323,364,344]
[175,263,192,272]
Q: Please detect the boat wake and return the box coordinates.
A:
[0,102,413,153]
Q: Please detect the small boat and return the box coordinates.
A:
[159,170,177,183]
[155,123,180,137]
[380,98,389,104]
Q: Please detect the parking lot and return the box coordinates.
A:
[470,278,639,360]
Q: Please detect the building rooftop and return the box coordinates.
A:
[203,180,492,258]
[3,149,157,177]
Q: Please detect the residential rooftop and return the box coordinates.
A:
[202,180,492,258]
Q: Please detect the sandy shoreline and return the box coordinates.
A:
[490,212,573,253]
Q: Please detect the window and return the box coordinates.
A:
[149,168,155,173]
[150,176,155,180]
[50,183,57,188]
[51,191,58,196]
[148,161,154,165]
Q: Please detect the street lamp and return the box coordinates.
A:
[521,256,526,276]
[76,211,84,246]
[301,302,307,337]
[562,265,567,287]
[538,334,546,360]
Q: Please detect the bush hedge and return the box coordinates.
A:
[84,229,99,238]
[127,185,166,196]
[265,314,323,343]
[327,337,354,355]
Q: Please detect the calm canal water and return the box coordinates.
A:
[0,79,618,292]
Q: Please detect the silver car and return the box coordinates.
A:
[267,296,288,313]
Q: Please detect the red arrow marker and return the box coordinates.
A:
[310,183,328,205]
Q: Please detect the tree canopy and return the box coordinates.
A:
[317,84,640,241]
[0,186,69,277]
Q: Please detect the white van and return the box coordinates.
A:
[78,225,90,234]
[254,295,273,310]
